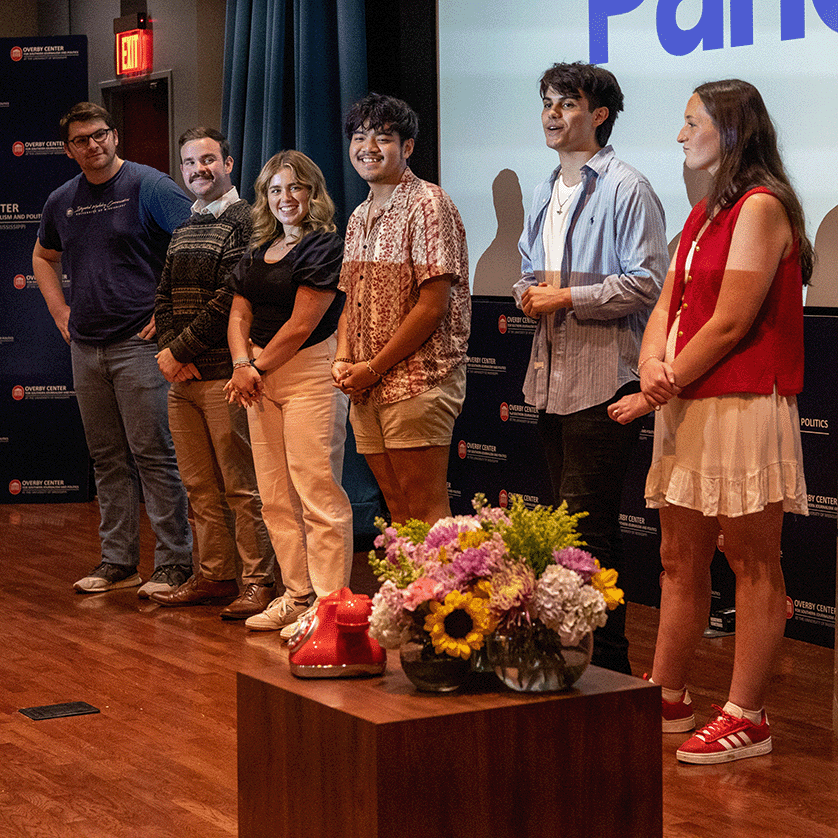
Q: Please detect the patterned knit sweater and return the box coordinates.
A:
[155,199,252,380]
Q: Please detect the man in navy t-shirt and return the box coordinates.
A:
[33,102,194,596]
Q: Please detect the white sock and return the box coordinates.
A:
[723,700,762,725]
[648,677,688,703]
[661,685,688,703]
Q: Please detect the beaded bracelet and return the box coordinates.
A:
[637,356,660,373]
[332,357,353,365]
[366,360,383,379]
[232,360,251,370]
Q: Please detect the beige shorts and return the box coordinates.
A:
[350,365,466,454]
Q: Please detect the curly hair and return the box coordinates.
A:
[343,93,419,143]
[538,62,624,148]
[250,150,336,249]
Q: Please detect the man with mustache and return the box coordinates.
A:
[33,102,194,597]
[151,127,276,618]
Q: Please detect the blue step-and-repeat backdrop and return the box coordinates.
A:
[1,37,833,648]
[448,297,836,648]
[1,36,90,503]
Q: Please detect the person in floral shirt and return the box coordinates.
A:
[333,93,470,527]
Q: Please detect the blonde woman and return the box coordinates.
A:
[225,151,352,636]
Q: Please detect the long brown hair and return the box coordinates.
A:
[696,79,813,283]
[250,150,336,250]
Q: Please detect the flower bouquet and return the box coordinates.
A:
[368,494,624,692]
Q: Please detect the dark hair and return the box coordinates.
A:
[250,150,336,248]
[539,62,623,147]
[178,127,230,161]
[343,93,418,144]
[59,102,116,143]
[695,79,813,283]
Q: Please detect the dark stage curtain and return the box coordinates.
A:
[221,0,382,536]
[221,0,369,228]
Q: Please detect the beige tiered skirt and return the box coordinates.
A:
[644,313,808,518]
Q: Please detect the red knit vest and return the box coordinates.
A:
[668,187,804,399]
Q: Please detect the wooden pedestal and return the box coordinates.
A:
[238,652,661,838]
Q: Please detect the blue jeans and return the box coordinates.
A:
[537,381,641,674]
[71,335,192,569]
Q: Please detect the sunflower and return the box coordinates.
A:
[423,590,493,658]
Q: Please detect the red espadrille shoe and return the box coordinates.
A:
[676,705,771,764]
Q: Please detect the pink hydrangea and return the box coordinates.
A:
[402,576,442,611]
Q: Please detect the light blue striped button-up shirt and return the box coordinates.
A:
[513,146,669,415]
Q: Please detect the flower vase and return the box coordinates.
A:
[399,635,471,692]
[484,623,593,692]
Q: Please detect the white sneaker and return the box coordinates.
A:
[279,601,319,641]
[244,592,313,631]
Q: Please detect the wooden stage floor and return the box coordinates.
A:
[1,500,835,837]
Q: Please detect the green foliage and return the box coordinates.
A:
[369,547,421,587]
[368,516,432,587]
[393,518,432,544]
[497,495,587,577]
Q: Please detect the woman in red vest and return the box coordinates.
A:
[610,79,812,764]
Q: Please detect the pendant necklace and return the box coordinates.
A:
[556,176,578,214]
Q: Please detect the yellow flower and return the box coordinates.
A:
[591,560,624,611]
[472,578,492,599]
[424,590,493,658]
[470,579,499,632]
[458,529,490,550]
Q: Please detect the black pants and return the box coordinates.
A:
[537,381,641,674]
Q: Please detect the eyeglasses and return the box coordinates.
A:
[68,128,113,148]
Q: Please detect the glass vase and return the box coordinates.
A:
[399,635,472,692]
[484,623,593,692]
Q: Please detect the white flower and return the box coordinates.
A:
[533,564,608,645]
[368,585,415,649]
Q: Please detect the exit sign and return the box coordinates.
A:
[115,28,152,76]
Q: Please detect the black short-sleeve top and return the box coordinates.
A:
[231,230,345,350]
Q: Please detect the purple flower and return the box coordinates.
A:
[553,547,597,582]
[426,532,507,597]
[424,515,481,551]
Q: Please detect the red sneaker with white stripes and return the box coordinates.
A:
[643,674,695,732]
[676,705,772,764]
[661,687,695,733]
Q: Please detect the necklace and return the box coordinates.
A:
[269,235,298,253]
[556,177,579,214]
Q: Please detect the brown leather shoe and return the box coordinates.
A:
[219,582,276,620]
[150,573,239,607]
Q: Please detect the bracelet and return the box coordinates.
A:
[332,357,353,365]
[638,356,660,372]
[232,360,251,370]
[249,358,263,375]
[366,360,383,379]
